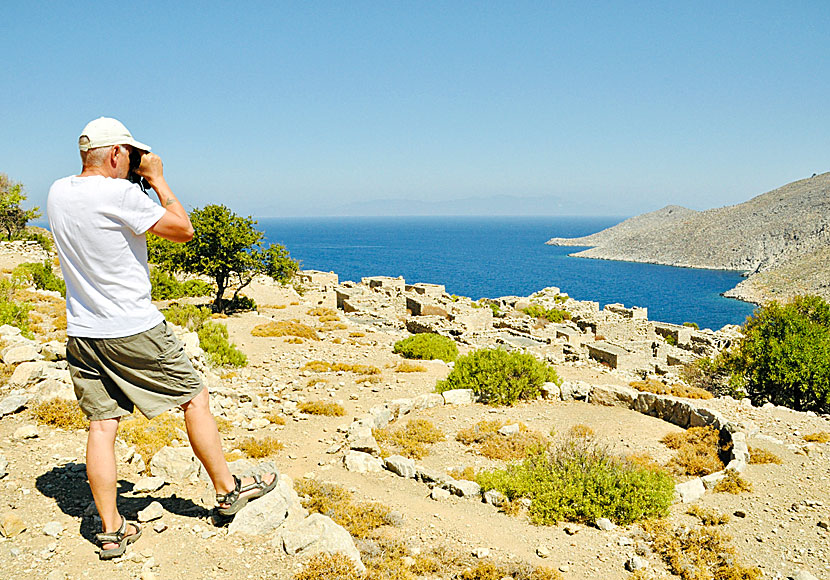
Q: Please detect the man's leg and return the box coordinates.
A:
[87,418,138,548]
[181,388,275,502]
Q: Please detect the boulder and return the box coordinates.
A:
[281,513,364,573]
[441,389,474,405]
[343,451,384,473]
[148,446,201,481]
[384,455,416,479]
[674,478,705,503]
[413,393,444,410]
[35,379,75,403]
[588,384,638,408]
[8,361,49,388]
[2,345,42,365]
[444,479,481,498]
[0,393,32,416]
[229,475,306,535]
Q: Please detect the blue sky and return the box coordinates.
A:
[3,1,829,217]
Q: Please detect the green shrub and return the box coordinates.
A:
[12,261,65,297]
[0,278,31,336]
[724,295,830,412]
[477,434,675,525]
[682,321,699,329]
[198,321,247,367]
[522,304,570,323]
[162,303,212,331]
[436,348,560,405]
[150,268,213,300]
[393,333,458,362]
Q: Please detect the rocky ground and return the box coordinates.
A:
[1,255,829,580]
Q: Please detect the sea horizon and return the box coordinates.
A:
[258,215,756,330]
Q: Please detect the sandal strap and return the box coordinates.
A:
[216,475,241,505]
[237,474,266,493]
[96,516,127,544]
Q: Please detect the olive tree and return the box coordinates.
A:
[148,204,298,312]
[0,173,41,240]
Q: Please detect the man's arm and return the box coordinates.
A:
[138,153,194,243]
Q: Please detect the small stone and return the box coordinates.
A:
[559,564,570,572]
[13,424,39,439]
[0,512,27,537]
[472,547,491,558]
[626,556,649,571]
[0,454,8,479]
[498,423,520,436]
[793,571,819,580]
[153,520,168,533]
[595,518,615,531]
[430,487,451,501]
[817,520,829,530]
[536,546,550,558]
[563,525,579,536]
[137,501,164,522]
[133,476,165,493]
[46,571,65,580]
[733,510,747,518]
[42,521,64,538]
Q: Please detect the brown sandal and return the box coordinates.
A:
[216,473,278,516]
[96,516,142,560]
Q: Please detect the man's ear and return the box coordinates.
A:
[108,145,120,168]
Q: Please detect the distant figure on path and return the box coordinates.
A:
[47,117,276,559]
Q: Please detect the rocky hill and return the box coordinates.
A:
[547,173,830,303]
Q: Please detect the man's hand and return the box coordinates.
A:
[135,152,164,189]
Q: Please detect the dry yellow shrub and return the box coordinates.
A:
[120,412,186,463]
[374,419,444,459]
[395,361,427,373]
[298,400,346,416]
[748,446,782,464]
[629,379,713,399]
[32,398,87,430]
[803,431,830,443]
[238,435,284,458]
[661,426,725,477]
[251,321,319,340]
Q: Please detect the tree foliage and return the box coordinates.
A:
[724,295,830,413]
[0,173,41,240]
[148,204,298,312]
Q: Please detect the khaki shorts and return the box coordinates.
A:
[67,321,204,421]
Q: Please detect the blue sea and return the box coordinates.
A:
[258,216,757,331]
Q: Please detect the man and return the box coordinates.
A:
[47,118,276,560]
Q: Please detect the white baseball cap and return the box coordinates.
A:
[78,117,151,152]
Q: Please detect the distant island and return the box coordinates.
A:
[547,172,830,305]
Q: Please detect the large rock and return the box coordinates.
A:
[384,455,416,479]
[674,478,705,503]
[441,389,474,405]
[347,421,381,455]
[228,475,306,535]
[2,345,42,365]
[8,361,49,388]
[148,446,201,481]
[444,479,481,498]
[0,393,32,416]
[35,379,75,402]
[588,384,638,408]
[343,451,384,473]
[281,513,365,573]
[413,393,444,410]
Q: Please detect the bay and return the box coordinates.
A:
[258,216,756,330]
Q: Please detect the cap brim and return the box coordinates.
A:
[126,138,151,152]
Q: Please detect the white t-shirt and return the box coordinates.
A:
[47,175,167,338]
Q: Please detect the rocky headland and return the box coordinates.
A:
[546,172,830,304]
